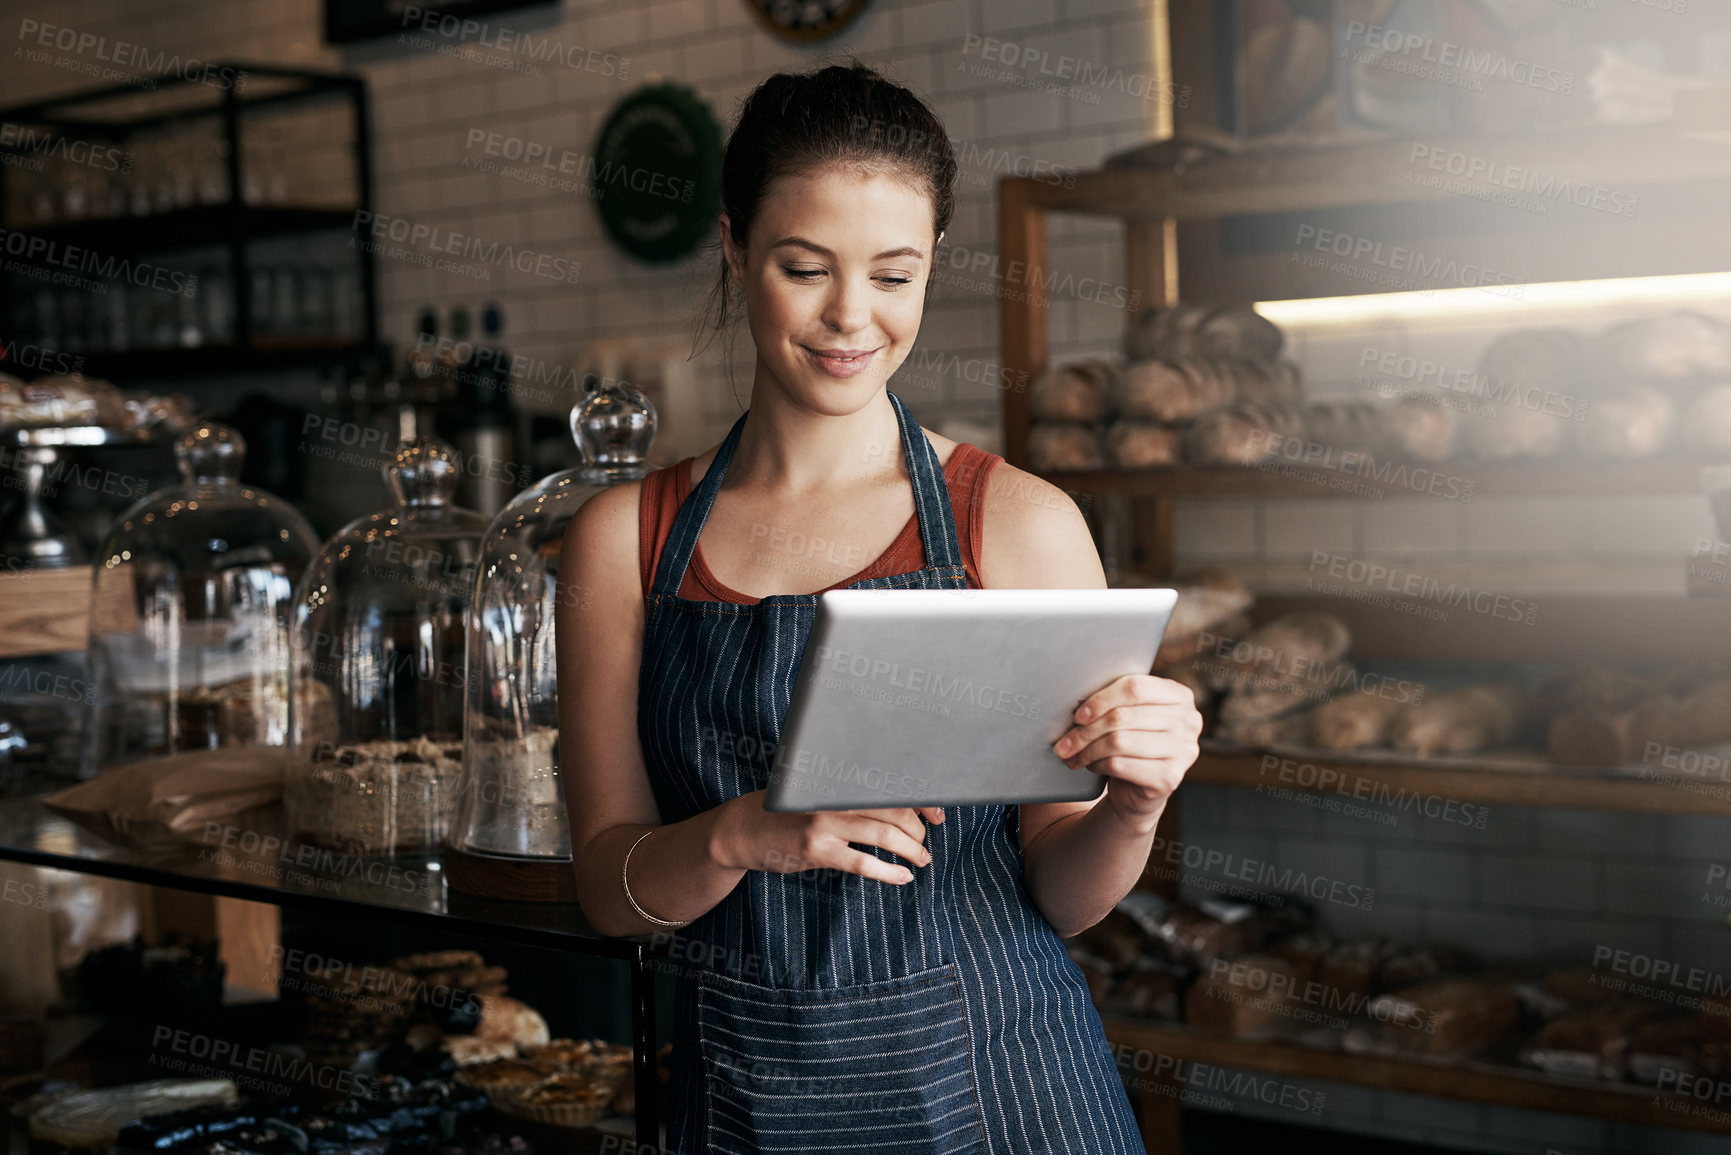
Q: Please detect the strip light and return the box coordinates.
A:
[1254,270,1731,328]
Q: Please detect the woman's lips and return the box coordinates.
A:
[803,345,877,378]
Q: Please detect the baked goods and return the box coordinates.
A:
[1154,570,1255,670]
[290,735,465,855]
[1358,977,1521,1058]
[494,1073,615,1126]
[475,996,549,1050]
[1182,400,1306,465]
[1029,360,1116,423]
[441,1036,517,1066]
[28,1080,237,1154]
[1308,689,1406,751]
[1110,967,1183,1020]
[1103,420,1181,467]
[453,1059,549,1092]
[1127,303,1283,362]
[1213,709,1310,747]
[1025,423,1104,472]
[1574,385,1675,459]
[1184,954,1306,1039]
[1200,611,1353,694]
[1462,398,1567,460]
[1116,357,1236,421]
[1382,396,1458,462]
[1304,398,1392,458]
[0,374,126,429]
[1586,311,1731,384]
[1521,998,1670,1080]
[1389,684,1521,757]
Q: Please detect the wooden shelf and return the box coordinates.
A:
[0,566,97,658]
[1100,1017,1731,1136]
[1012,124,1731,222]
[1037,455,1729,500]
[1188,747,1731,818]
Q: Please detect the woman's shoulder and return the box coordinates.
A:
[956,437,1101,588]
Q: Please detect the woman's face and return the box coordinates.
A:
[722,165,937,416]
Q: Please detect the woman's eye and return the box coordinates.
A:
[782,266,823,280]
[878,277,911,287]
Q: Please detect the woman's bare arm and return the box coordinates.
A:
[975,461,1200,939]
[554,481,943,939]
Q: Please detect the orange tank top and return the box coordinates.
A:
[638,441,1001,604]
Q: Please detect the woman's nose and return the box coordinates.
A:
[821,275,871,333]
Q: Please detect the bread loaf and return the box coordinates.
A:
[1383,397,1458,462]
[1548,695,1675,767]
[1522,998,1670,1081]
[1213,708,1310,747]
[1462,399,1567,460]
[1575,385,1675,459]
[1104,420,1181,467]
[1201,611,1353,693]
[1307,688,1405,750]
[1587,311,1731,384]
[1478,328,1580,396]
[1305,398,1393,458]
[1026,422,1104,472]
[1363,977,1521,1057]
[1116,356,1235,421]
[1029,358,1116,423]
[1127,303,1211,361]
[1184,954,1306,1039]
[1182,400,1305,465]
[1127,303,1283,362]
[1673,679,1731,748]
[1388,684,1521,757]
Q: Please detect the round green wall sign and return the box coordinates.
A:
[591,82,724,265]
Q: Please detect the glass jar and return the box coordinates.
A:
[81,423,321,775]
[287,436,488,860]
[445,381,656,901]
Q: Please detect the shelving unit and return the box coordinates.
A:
[0,65,378,380]
[997,117,1731,1152]
[0,794,665,1150]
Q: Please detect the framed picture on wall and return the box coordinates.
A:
[324,0,557,45]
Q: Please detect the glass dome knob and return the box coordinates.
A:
[571,382,657,468]
[175,422,246,485]
[387,435,461,507]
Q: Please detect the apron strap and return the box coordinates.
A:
[649,408,749,598]
[647,391,964,598]
[887,390,963,572]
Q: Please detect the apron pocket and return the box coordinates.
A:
[697,962,988,1155]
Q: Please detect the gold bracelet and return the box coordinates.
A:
[622,828,689,928]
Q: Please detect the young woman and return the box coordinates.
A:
[555,61,1202,1155]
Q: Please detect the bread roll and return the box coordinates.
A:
[1164,568,1256,641]
[1673,679,1731,748]
[1388,684,1521,757]
[1026,422,1104,472]
[1575,385,1675,459]
[1588,312,1731,384]
[1548,696,1675,767]
[1213,707,1310,747]
[1365,977,1521,1057]
[1478,328,1580,395]
[1202,611,1353,693]
[1462,400,1567,460]
[1184,954,1307,1038]
[1116,356,1233,421]
[1196,304,1285,361]
[1127,303,1211,361]
[1308,688,1405,750]
[1682,384,1731,453]
[1383,397,1458,461]
[1228,357,1304,407]
[1183,400,1305,465]
[1104,420,1181,467]
[1029,358,1117,423]
[1305,398,1392,458]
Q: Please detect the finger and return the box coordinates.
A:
[849,807,928,847]
[844,817,932,866]
[1067,727,1196,774]
[826,846,916,885]
[1053,703,1193,759]
[1074,674,1194,725]
[917,807,945,825]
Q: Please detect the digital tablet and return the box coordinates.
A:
[763,587,1178,812]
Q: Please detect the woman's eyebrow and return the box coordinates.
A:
[771,235,927,260]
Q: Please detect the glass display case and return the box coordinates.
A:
[286,435,488,859]
[80,422,320,775]
[446,381,656,901]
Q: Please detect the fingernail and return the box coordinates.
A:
[898,869,914,883]
[1076,705,1092,722]
[1054,738,1071,756]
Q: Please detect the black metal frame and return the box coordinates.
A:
[0,64,380,379]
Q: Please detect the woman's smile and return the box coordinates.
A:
[801,343,880,377]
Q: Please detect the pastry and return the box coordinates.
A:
[1388,684,1521,757]
[1029,359,1115,423]
[289,735,465,855]
[1103,420,1181,468]
[1308,689,1405,751]
[475,995,549,1050]
[1026,423,1105,472]
[496,1072,615,1126]
[1182,400,1306,465]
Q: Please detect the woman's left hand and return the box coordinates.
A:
[1050,674,1203,823]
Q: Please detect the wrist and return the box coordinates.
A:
[702,796,746,872]
[1102,780,1167,837]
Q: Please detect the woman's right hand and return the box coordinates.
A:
[708,791,943,885]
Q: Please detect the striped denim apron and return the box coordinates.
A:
[638,390,1145,1155]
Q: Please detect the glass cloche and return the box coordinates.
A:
[286,435,489,860]
[81,422,321,775]
[446,379,656,901]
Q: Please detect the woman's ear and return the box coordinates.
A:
[719,215,744,290]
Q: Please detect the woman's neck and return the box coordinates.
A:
[726,374,906,494]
